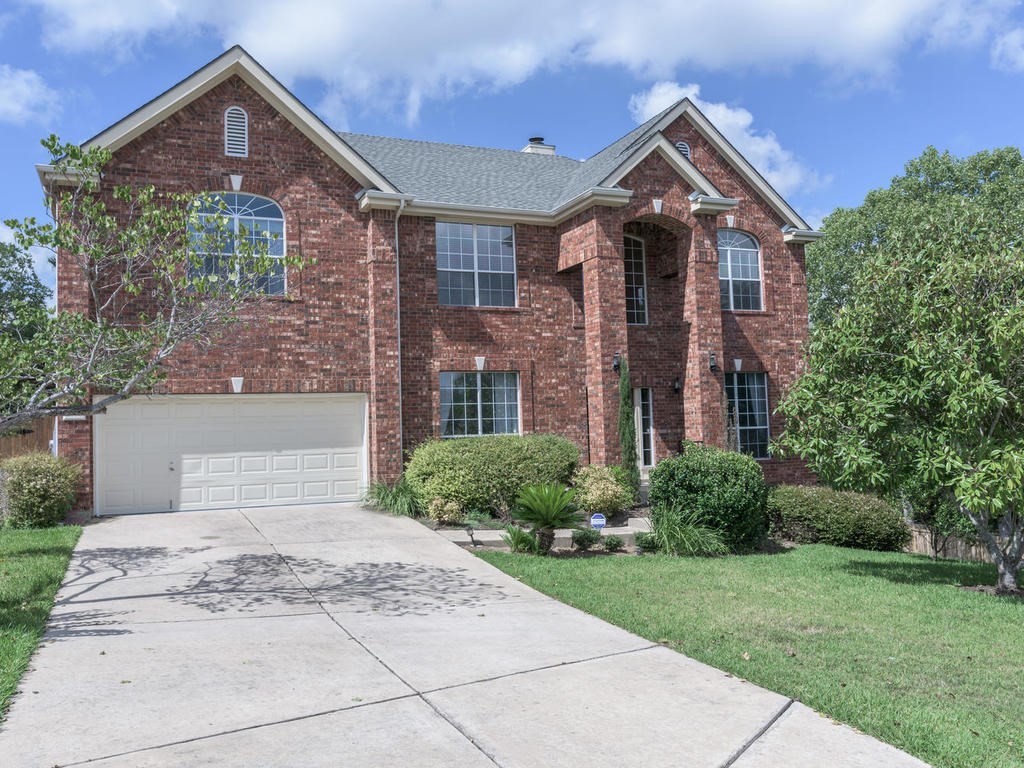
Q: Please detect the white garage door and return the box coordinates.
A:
[94,394,367,515]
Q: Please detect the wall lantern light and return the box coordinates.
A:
[709,353,719,372]
[672,377,681,394]
[612,352,622,373]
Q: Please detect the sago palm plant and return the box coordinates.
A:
[512,484,580,554]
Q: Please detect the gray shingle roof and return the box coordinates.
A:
[337,104,673,213]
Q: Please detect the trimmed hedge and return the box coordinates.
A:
[768,485,910,552]
[572,465,633,516]
[648,442,767,552]
[1,452,81,528]
[405,434,579,517]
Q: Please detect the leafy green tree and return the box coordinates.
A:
[779,161,1024,591]
[806,146,1024,328]
[0,136,301,433]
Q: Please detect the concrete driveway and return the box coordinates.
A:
[0,505,928,767]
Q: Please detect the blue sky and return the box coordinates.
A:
[2,0,1024,293]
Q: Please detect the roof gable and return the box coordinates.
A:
[80,46,396,193]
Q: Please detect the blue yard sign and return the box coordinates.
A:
[590,513,607,530]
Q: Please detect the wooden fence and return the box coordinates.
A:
[0,417,55,460]
[906,522,991,563]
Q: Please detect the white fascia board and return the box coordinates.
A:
[690,195,740,216]
[358,187,633,225]
[680,104,811,230]
[600,134,721,197]
[36,164,100,188]
[783,229,825,244]
[79,46,397,194]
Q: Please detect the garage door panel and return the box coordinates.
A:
[95,395,367,515]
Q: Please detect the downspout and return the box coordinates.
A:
[394,199,407,467]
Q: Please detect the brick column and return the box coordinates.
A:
[682,216,725,448]
[366,212,403,483]
[581,210,628,465]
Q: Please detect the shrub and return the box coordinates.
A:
[426,497,464,525]
[502,525,540,554]
[364,475,422,517]
[768,485,911,552]
[609,465,639,505]
[602,534,625,553]
[634,531,660,553]
[405,434,579,518]
[1,452,81,528]
[572,465,633,516]
[512,484,580,554]
[648,442,767,552]
[649,501,729,556]
[572,527,602,551]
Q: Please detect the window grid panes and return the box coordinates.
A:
[718,229,762,311]
[637,388,654,467]
[725,372,770,459]
[191,193,285,295]
[440,372,519,437]
[437,222,516,307]
[624,235,648,325]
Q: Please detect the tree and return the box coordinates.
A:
[778,155,1024,591]
[0,136,301,432]
[806,146,1024,328]
[0,241,49,341]
[617,357,640,495]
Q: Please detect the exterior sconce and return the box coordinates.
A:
[709,353,719,372]
[612,352,622,373]
[672,377,681,394]
[230,376,244,394]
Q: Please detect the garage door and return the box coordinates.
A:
[94,394,367,515]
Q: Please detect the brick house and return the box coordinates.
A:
[44,47,820,516]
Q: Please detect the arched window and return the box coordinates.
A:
[718,229,761,311]
[224,106,248,157]
[191,193,285,295]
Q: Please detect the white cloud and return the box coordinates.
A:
[991,28,1024,71]
[628,81,827,198]
[0,65,59,123]
[25,0,1019,122]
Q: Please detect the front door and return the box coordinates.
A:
[634,387,654,478]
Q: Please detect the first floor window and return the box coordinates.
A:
[635,387,654,467]
[440,371,519,437]
[725,372,770,459]
[190,192,285,295]
[436,222,516,307]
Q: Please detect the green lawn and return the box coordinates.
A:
[480,545,1024,768]
[0,526,80,717]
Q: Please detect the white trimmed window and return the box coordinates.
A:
[725,372,770,459]
[718,229,762,311]
[436,222,516,307]
[190,192,285,295]
[624,235,648,325]
[224,106,249,157]
[440,372,520,437]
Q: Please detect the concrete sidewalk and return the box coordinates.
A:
[0,505,929,767]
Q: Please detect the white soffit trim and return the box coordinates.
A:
[783,229,825,244]
[80,46,397,193]
[358,187,633,225]
[601,134,722,198]
[678,101,811,230]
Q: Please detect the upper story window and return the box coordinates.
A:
[718,229,762,311]
[191,193,285,295]
[624,235,648,325]
[436,222,516,307]
[224,106,249,157]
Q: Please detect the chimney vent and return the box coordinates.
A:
[522,137,556,155]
